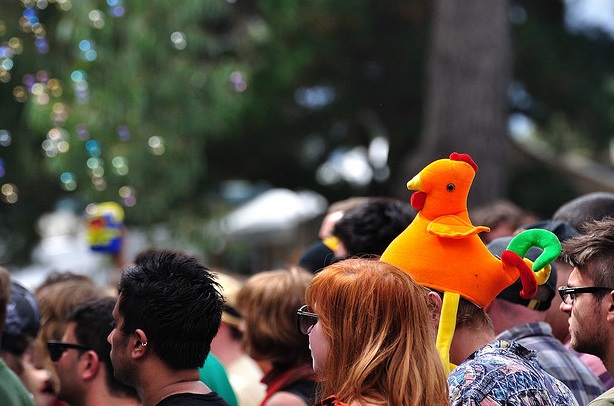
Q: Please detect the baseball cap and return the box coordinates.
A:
[487,236,557,311]
[2,281,41,355]
[520,220,579,243]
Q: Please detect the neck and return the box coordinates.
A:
[140,369,209,406]
[449,325,495,365]
[487,299,546,335]
[85,393,142,406]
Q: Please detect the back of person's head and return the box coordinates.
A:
[472,199,528,243]
[35,270,94,297]
[553,192,614,233]
[0,267,10,334]
[236,267,312,367]
[118,248,224,370]
[332,197,415,257]
[69,296,139,399]
[562,217,614,290]
[2,281,41,356]
[306,259,449,406]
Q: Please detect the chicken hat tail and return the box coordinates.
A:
[380,152,561,374]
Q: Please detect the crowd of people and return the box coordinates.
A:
[3,154,614,405]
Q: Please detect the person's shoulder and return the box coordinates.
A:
[589,388,614,406]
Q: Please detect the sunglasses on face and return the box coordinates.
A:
[297,305,318,335]
[47,340,91,362]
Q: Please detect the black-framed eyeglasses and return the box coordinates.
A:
[297,305,318,335]
[558,286,614,305]
[47,340,91,362]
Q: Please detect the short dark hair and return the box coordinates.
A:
[69,297,138,399]
[562,217,614,293]
[333,197,415,257]
[117,249,224,370]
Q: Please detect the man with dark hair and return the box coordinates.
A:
[108,249,230,406]
[560,217,614,405]
[50,296,140,406]
[331,197,415,258]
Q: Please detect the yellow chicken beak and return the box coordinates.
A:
[406,174,422,191]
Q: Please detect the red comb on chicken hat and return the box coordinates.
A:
[380,152,560,373]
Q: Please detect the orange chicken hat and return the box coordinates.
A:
[380,152,560,373]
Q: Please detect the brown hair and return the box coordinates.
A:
[306,259,450,406]
[562,217,614,290]
[236,267,313,367]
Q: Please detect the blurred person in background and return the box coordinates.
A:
[298,197,368,273]
[328,197,415,259]
[0,266,36,405]
[208,271,266,406]
[236,267,317,406]
[471,199,536,244]
[49,295,140,406]
[2,279,58,406]
[33,272,110,406]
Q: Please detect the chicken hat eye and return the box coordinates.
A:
[446,183,455,191]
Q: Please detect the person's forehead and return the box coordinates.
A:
[568,267,593,286]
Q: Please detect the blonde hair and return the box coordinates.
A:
[237,267,313,366]
[306,259,449,406]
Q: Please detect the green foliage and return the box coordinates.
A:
[2,0,614,265]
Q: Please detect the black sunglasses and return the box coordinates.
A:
[47,340,91,362]
[297,305,318,335]
[558,286,614,305]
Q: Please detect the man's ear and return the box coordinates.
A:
[80,350,100,381]
[606,291,614,323]
[427,291,443,330]
[131,329,149,359]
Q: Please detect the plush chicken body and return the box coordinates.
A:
[381,152,540,308]
[381,153,560,373]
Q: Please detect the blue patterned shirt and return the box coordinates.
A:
[497,322,605,405]
[448,340,579,406]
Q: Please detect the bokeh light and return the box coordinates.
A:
[230,71,247,92]
[0,130,12,147]
[112,156,129,175]
[60,172,77,191]
[148,136,165,155]
[1,183,18,203]
[119,185,136,207]
[170,32,186,50]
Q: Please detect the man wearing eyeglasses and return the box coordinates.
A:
[560,217,614,405]
[49,296,140,406]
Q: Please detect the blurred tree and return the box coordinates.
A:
[1,0,614,265]
[399,0,511,207]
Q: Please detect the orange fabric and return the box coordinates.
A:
[380,154,533,309]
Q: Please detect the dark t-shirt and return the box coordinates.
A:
[156,392,231,406]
